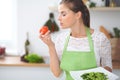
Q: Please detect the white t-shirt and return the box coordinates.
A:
[55,30,112,69]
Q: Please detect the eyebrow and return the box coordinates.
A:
[61,11,66,14]
[59,9,70,14]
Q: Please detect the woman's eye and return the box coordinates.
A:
[62,13,66,17]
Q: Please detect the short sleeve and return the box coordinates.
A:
[54,32,68,60]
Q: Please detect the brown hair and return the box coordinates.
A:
[60,0,90,28]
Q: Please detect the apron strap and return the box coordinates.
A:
[65,71,74,80]
[86,27,94,52]
[63,27,94,53]
[63,34,70,53]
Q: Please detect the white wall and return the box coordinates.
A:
[17,0,61,56]
[17,0,120,57]
[90,10,120,33]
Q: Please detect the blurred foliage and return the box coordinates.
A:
[113,27,120,38]
[25,53,44,63]
[89,2,96,8]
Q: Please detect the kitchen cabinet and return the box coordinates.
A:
[0,56,119,80]
[0,67,119,80]
[0,66,66,80]
[0,56,65,80]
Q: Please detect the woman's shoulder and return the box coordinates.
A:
[56,31,69,39]
[55,31,70,43]
[92,30,108,41]
[58,31,69,37]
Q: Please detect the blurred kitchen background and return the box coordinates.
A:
[0,0,120,80]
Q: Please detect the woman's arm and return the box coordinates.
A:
[100,33,112,72]
[104,66,112,72]
[39,30,62,77]
[48,44,62,77]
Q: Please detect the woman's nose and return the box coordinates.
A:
[58,15,61,21]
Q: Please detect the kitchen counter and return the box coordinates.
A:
[0,56,120,69]
[0,56,119,80]
[0,56,49,67]
[0,56,62,80]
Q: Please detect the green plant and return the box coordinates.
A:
[81,72,108,80]
[25,53,44,63]
[113,27,120,38]
[89,2,96,8]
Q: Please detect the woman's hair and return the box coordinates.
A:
[60,0,90,28]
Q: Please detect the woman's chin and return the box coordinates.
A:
[60,26,64,29]
[61,27,65,29]
[60,26,67,29]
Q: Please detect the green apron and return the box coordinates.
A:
[60,28,97,80]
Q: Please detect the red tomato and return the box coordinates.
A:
[39,26,49,35]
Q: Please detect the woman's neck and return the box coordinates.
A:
[71,24,86,38]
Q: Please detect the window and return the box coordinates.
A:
[0,0,18,55]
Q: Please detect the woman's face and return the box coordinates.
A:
[58,4,79,29]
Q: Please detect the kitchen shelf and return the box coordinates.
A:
[89,7,120,11]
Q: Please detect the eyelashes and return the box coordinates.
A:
[62,13,66,16]
[58,12,67,17]
[58,9,71,17]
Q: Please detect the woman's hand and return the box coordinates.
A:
[39,30,62,77]
[104,66,112,72]
[39,30,54,47]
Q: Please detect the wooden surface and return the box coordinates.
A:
[0,56,49,67]
[89,7,120,11]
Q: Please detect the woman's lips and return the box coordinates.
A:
[60,23,63,26]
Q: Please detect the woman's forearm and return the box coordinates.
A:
[48,44,62,77]
[39,31,62,77]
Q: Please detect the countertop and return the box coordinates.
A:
[0,56,120,69]
[0,56,49,67]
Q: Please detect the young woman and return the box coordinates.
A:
[39,0,112,80]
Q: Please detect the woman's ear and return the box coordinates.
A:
[76,11,82,19]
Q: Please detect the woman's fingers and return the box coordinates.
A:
[40,30,50,37]
[39,30,51,44]
[39,30,54,47]
[44,30,50,36]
